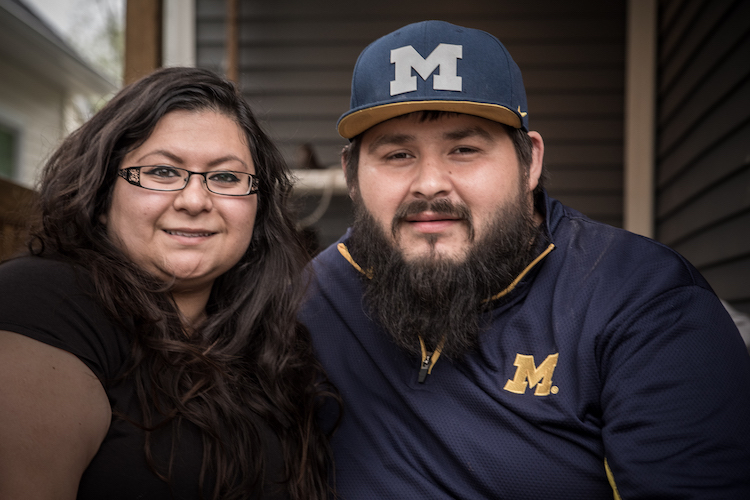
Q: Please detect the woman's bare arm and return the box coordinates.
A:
[0,330,111,500]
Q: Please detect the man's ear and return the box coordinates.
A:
[341,152,358,200]
[526,131,545,192]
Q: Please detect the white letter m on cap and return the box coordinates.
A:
[390,44,463,96]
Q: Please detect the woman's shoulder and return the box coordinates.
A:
[0,255,131,382]
[0,254,81,285]
[0,255,100,312]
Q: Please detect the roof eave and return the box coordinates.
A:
[0,0,118,96]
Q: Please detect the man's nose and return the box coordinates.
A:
[409,155,453,200]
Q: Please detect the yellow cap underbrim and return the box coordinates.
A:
[337,100,523,139]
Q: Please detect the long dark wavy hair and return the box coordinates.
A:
[29,67,337,499]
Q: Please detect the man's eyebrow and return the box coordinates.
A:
[367,133,415,153]
[444,126,495,142]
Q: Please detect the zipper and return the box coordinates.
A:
[418,351,432,383]
[417,336,445,384]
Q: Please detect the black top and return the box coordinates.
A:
[0,256,288,499]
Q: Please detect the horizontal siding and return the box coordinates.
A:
[659,0,702,62]
[658,166,750,246]
[656,0,750,313]
[658,72,750,187]
[547,170,622,192]
[700,259,750,304]
[658,120,750,218]
[196,66,626,95]
[672,212,750,268]
[206,0,624,17]
[658,0,747,121]
[659,34,750,158]
[544,143,623,166]
[198,18,627,44]
[260,116,624,146]
[0,57,65,188]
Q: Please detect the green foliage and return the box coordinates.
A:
[68,0,124,84]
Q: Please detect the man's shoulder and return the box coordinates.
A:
[311,238,347,266]
[547,198,711,292]
[308,232,358,276]
[304,233,363,298]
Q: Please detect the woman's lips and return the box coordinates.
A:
[163,229,216,238]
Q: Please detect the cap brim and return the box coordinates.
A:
[337,100,523,139]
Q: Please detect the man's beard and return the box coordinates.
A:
[347,187,542,360]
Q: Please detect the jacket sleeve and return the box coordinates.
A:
[599,284,750,498]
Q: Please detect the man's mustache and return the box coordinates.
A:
[391,199,474,240]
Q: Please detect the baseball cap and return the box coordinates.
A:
[337,20,529,139]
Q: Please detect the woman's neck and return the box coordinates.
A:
[172,288,211,329]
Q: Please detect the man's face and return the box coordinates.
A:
[353,113,538,263]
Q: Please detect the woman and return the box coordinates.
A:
[0,67,336,499]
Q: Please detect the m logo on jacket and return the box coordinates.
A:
[504,353,559,396]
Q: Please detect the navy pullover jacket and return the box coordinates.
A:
[300,191,750,499]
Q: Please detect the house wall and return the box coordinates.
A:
[0,56,65,188]
[195,0,627,249]
[656,0,750,313]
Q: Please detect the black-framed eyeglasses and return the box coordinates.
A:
[118,166,259,196]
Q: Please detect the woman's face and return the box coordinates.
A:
[103,109,258,300]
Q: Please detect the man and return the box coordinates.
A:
[300,20,750,499]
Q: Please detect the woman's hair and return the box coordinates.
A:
[30,67,336,499]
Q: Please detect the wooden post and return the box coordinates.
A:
[226,0,239,83]
[124,0,163,85]
[624,0,656,238]
[0,178,37,261]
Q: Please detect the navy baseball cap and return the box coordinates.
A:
[337,20,529,139]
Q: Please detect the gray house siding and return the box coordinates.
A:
[196,0,627,250]
[656,0,750,313]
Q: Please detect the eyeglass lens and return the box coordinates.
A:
[138,166,253,195]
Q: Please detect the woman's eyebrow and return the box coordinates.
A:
[206,155,248,169]
[133,149,183,164]
[133,150,248,169]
